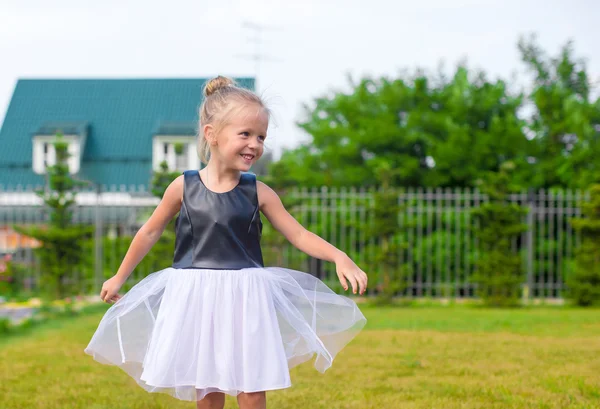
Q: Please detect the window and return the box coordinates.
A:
[175,144,188,170]
[33,138,81,174]
[33,141,57,174]
[43,142,55,168]
[153,137,198,171]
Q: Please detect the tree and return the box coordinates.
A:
[471,162,528,307]
[270,37,599,191]
[151,160,181,198]
[269,65,530,189]
[518,34,600,189]
[567,184,600,306]
[363,162,411,304]
[14,133,93,300]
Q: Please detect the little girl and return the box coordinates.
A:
[85,76,367,409]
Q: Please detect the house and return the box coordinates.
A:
[0,77,256,189]
[0,78,267,252]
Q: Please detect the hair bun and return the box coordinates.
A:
[203,75,235,97]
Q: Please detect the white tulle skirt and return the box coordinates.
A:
[84,266,367,401]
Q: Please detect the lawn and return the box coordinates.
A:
[1,304,599,409]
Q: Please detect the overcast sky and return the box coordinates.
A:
[1,0,598,158]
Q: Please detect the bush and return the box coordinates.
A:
[0,258,30,299]
[567,184,600,306]
[0,317,11,335]
[471,163,528,307]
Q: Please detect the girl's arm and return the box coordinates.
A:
[101,175,183,303]
[257,181,368,295]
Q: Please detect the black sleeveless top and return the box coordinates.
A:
[172,170,264,269]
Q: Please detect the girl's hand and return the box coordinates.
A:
[100,276,125,304]
[335,254,368,295]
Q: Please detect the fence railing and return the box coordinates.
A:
[0,185,587,299]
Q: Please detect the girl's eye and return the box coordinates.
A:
[258,135,266,142]
[240,132,250,137]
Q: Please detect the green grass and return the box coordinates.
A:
[1,304,599,408]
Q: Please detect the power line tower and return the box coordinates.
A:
[236,20,282,94]
[236,20,283,157]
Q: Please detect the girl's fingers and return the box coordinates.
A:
[338,273,348,291]
[347,274,358,294]
[360,271,368,293]
[103,292,116,303]
[356,273,364,294]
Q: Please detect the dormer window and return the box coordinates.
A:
[42,142,55,168]
[32,122,88,175]
[152,121,199,171]
[175,143,189,169]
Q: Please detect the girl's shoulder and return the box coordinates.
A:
[256,180,282,210]
[163,175,185,203]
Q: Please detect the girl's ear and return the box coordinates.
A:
[203,124,217,146]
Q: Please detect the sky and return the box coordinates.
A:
[1,0,598,159]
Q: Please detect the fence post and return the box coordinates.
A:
[94,185,103,294]
[526,188,535,300]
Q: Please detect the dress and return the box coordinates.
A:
[84,170,367,402]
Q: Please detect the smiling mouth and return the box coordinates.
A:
[240,154,255,161]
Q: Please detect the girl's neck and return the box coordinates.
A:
[201,161,241,187]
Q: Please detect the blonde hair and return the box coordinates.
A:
[197,75,269,164]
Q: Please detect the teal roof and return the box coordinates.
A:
[35,121,89,136]
[0,78,255,187]
[154,121,197,136]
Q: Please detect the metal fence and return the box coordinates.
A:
[0,185,587,299]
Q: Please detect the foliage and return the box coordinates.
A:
[13,134,93,301]
[150,160,181,198]
[0,255,30,298]
[363,163,412,304]
[269,65,528,189]
[471,162,528,306]
[75,234,173,293]
[567,184,600,306]
[268,37,600,191]
[173,142,184,155]
[518,34,600,189]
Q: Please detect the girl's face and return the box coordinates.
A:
[207,104,268,171]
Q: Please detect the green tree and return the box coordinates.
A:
[471,162,528,307]
[363,162,411,304]
[151,160,181,198]
[269,65,529,189]
[567,184,600,306]
[14,134,93,301]
[518,34,600,188]
[271,37,599,190]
